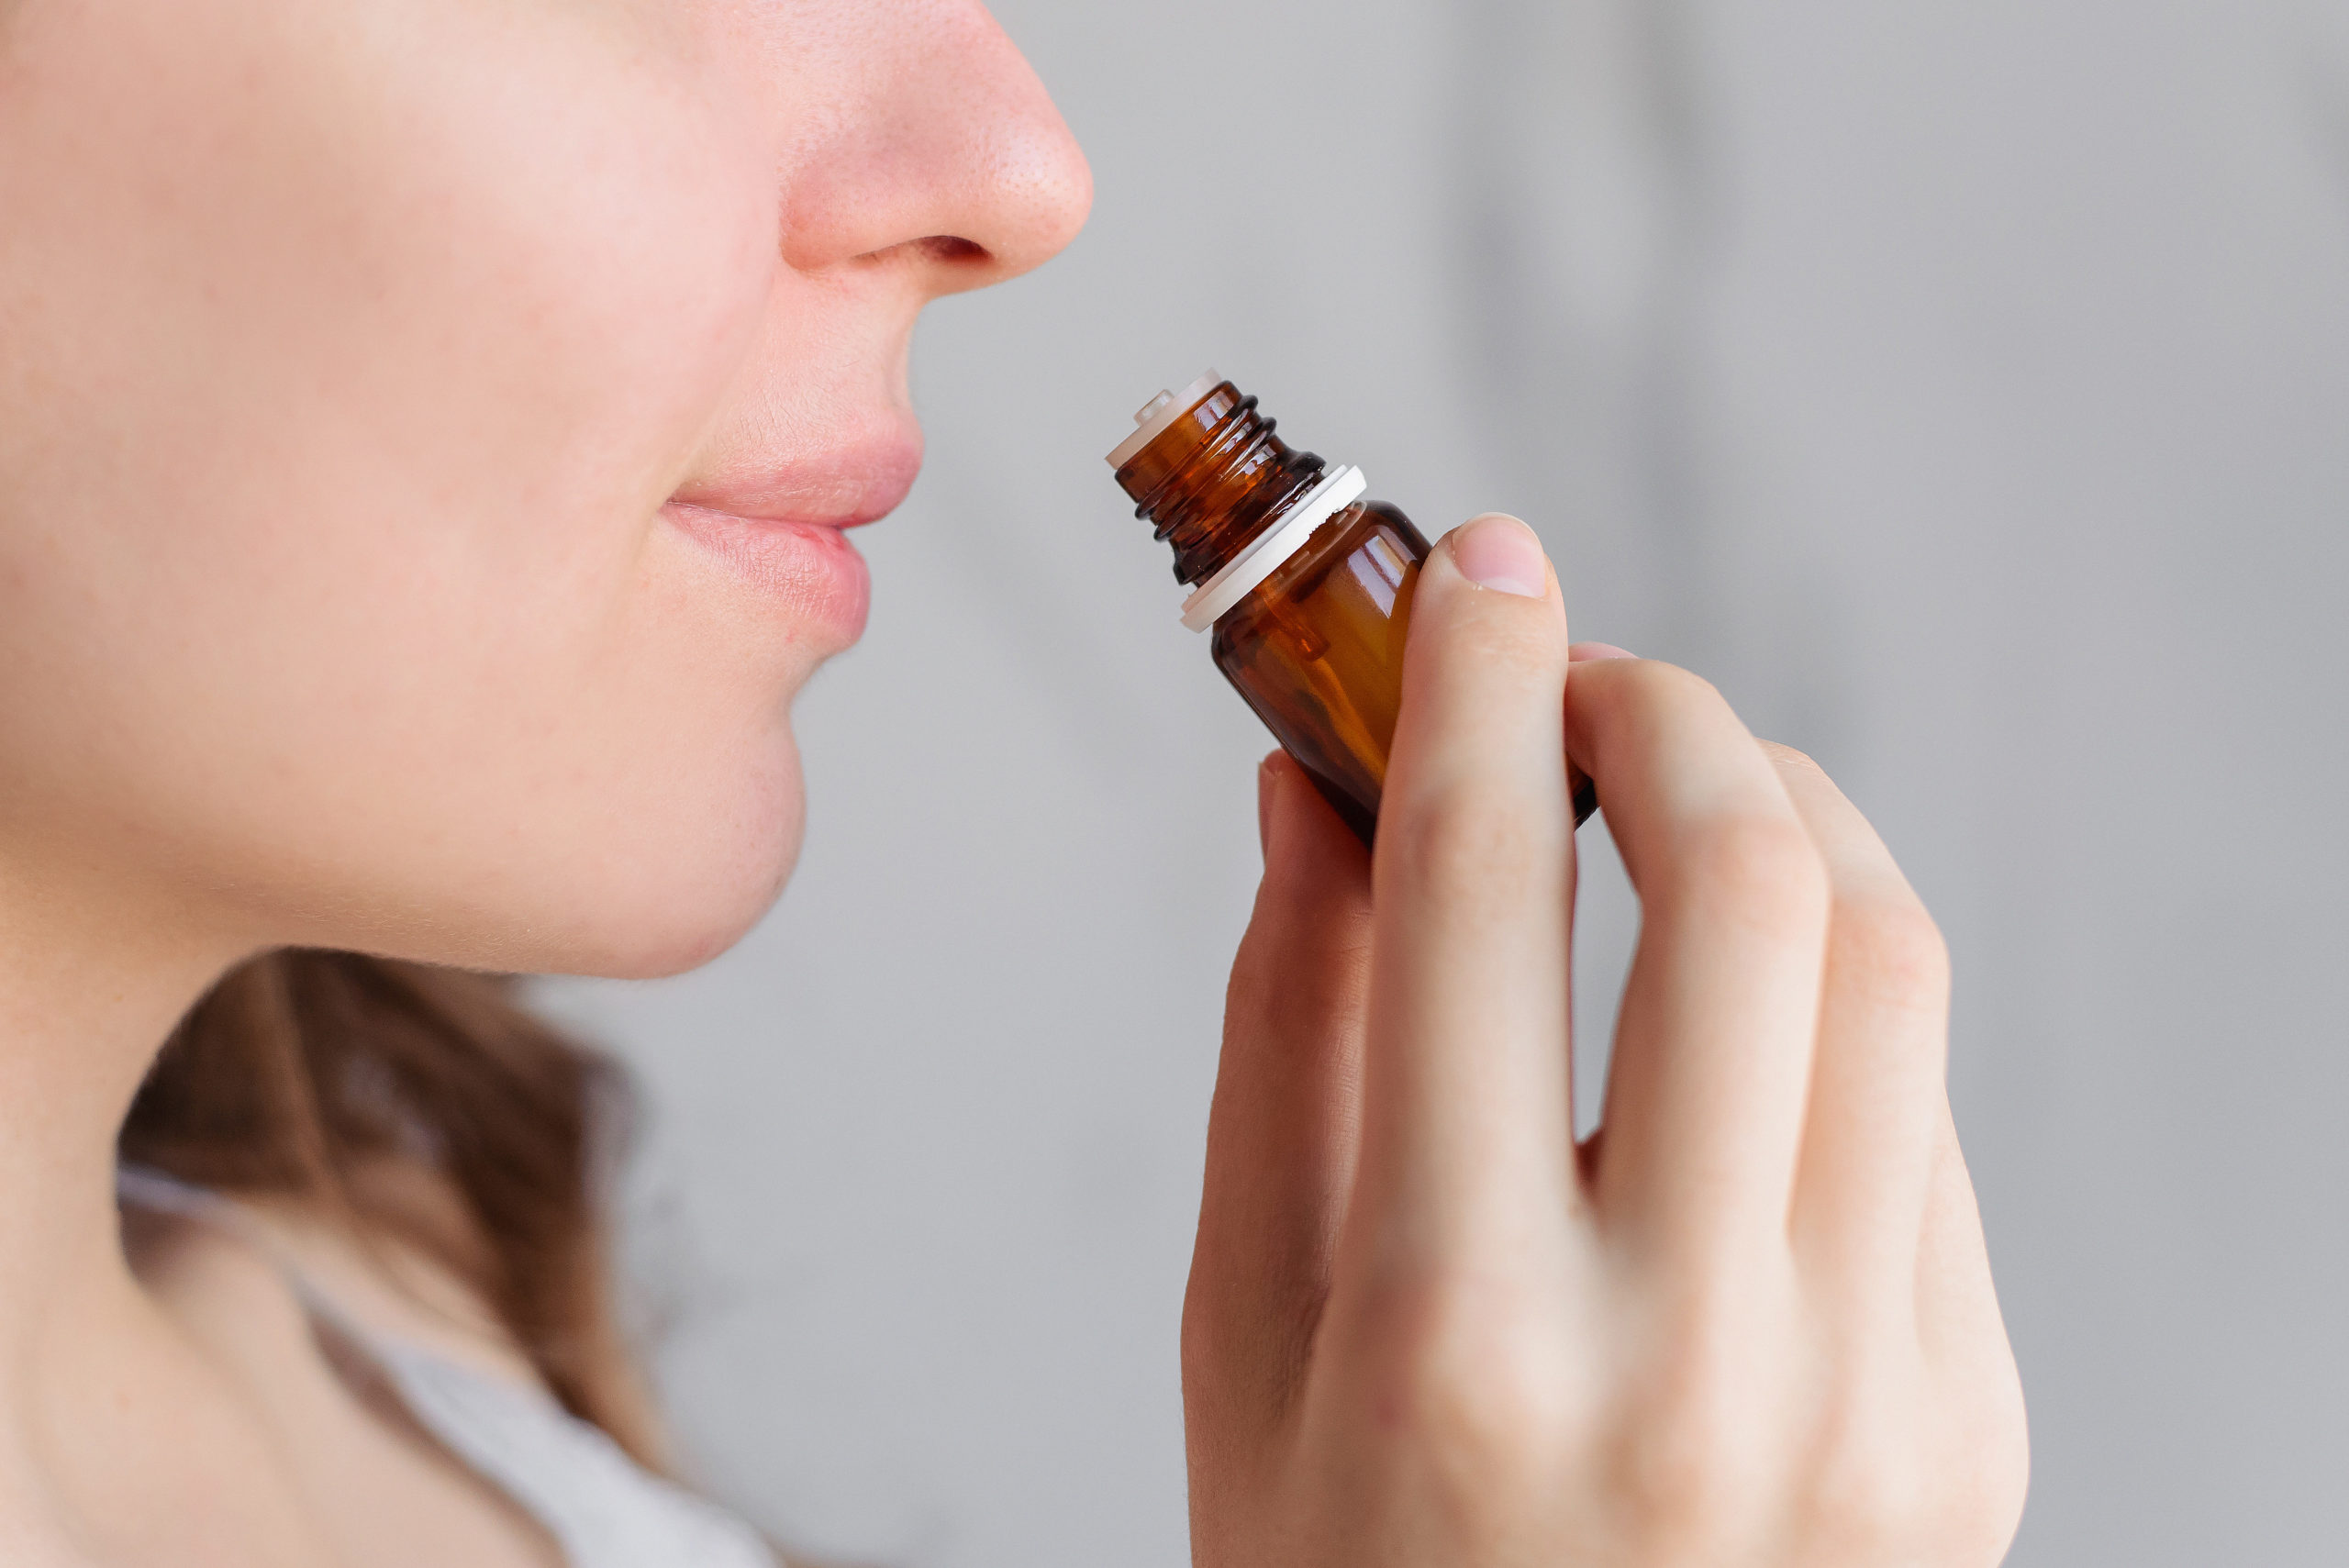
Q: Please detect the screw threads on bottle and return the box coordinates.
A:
[1111,384,1327,585]
[1105,370,1444,846]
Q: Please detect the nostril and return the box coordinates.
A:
[917,234,988,263]
[838,233,994,274]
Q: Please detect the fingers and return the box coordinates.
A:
[1564,659,1830,1259]
[1916,1108,2031,1549]
[1349,514,1581,1272]
[1185,753,1374,1420]
[1568,644,1638,823]
[1916,1112,2006,1354]
[1765,743,1951,1298]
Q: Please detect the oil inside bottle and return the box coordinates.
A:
[1108,372,1430,843]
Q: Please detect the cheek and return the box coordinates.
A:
[0,0,810,971]
[184,527,824,975]
[357,530,828,976]
[6,0,781,517]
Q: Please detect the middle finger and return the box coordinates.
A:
[1564,660,1831,1262]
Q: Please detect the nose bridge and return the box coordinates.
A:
[775,1,1091,284]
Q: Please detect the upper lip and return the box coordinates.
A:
[665,427,924,530]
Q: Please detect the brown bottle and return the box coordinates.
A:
[1108,371,1427,844]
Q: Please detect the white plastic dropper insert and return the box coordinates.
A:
[1107,370,1369,633]
[1106,368,1227,471]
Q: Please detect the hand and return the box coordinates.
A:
[1184,514,2028,1566]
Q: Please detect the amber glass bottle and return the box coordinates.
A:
[1108,372,1428,844]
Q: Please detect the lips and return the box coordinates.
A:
[667,431,923,530]
[662,428,922,642]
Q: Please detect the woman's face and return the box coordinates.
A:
[0,0,1088,974]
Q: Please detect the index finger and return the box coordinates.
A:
[1345,515,1581,1278]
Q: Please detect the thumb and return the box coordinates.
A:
[1184,752,1374,1430]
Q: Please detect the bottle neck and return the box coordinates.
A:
[1111,382,1328,585]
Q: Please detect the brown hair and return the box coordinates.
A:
[119,950,665,1468]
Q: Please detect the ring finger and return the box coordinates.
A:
[1766,743,1952,1298]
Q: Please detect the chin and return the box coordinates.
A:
[550,873,794,982]
[333,753,811,984]
[529,716,816,979]
[551,802,807,982]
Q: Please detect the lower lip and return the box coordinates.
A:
[661,503,873,644]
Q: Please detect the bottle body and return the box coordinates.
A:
[1209,500,1428,842]
[1107,373,1426,846]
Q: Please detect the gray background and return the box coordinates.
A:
[534,2,2349,1562]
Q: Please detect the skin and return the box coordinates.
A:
[0,2,1086,1563]
[0,3,2026,1565]
[1189,519,2029,1564]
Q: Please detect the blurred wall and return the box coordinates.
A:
[535,2,2349,1563]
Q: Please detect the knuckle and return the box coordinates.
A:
[1176,1287,1227,1392]
[1380,781,1553,919]
[1673,811,1829,931]
[1268,933,1375,1042]
[1609,1379,1766,1549]
[1228,922,1373,1049]
[1603,1306,1770,1547]
[1800,1416,1926,1553]
[1180,1269,1313,1425]
[1829,895,1952,1012]
[1414,1360,1567,1488]
[1794,1362,2028,1565]
[1220,944,1275,1026]
[1425,580,1566,681]
[1360,1274,1575,1473]
[1631,658,1729,716]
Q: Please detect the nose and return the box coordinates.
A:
[775,2,1093,295]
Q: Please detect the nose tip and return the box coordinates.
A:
[776,4,1092,290]
[966,99,1094,284]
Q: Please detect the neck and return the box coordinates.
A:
[0,842,247,1374]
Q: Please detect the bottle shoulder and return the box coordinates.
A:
[1208,496,1429,652]
[1354,498,1429,554]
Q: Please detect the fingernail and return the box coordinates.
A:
[1570,642,1638,662]
[1448,513,1549,598]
